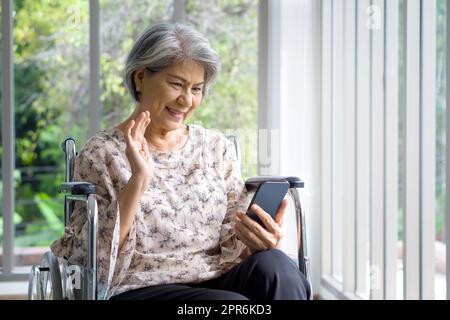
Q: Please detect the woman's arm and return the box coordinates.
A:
[217,138,249,266]
[117,175,148,249]
[118,111,153,250]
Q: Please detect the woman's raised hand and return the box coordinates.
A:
[124,111,153,194]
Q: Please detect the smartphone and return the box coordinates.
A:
[246,181,290,228]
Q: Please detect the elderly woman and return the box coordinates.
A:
[51,22,310,300]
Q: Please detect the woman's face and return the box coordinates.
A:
[134,60,205,132]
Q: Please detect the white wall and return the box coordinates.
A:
[272,0,323,296]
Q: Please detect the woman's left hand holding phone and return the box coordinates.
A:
[234,199,288,255]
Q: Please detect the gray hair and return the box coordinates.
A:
[125,22,221,102]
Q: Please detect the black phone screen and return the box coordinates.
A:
[246,181,289,227]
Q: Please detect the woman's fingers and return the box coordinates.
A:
[235,215,268,250]
[238,212,272,241]
[143,112,151,133]
[128,111,151,149]
[124,111,152,159]
[132,112,147,140]
[139,111,151,140]
[234,227,262,251]
[250,204,279,234]
[125,120,135,144]
[237,204,284,249]
[236,212,277,249]
[274,198,288,227]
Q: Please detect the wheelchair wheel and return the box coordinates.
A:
[28,265,43,300]
[40,251,63,300]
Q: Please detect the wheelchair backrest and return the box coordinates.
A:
[61,134,241,225]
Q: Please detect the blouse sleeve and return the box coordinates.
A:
[218,138,249,269]
[50,137,137,299]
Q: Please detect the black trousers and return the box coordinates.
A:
[110,249,311,300]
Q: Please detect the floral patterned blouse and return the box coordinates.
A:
[50,124,248,300]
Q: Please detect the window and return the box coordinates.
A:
[185,0,258,179]
[321,0,447,300]
[99,0,259,179]
[12,0,89,269]
[1,0,258,279]
[99,0,173,130]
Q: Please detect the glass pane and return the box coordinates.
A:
[435,0,446,301]
[185,0,258,179]
[99,0,173,130]
[98,0,258,179]
[13,0,89,266]
[397,0,447,300]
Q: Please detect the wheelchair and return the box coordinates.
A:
[27,136,312,300]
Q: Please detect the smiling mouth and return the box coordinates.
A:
[166,107,185,120]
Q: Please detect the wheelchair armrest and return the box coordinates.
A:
[245,176,304,191]
[59,182,96,195]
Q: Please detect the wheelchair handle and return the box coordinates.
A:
[60,182,96,196]
[61,138,76,183]
[245,176,304,191]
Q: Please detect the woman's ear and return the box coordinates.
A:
[133,69,145,93]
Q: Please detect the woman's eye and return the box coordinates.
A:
[171,82,183,87]
[192,87,202,94]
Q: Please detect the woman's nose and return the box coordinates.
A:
[177,90,193,108]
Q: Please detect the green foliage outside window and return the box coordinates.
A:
[0,0,258,249]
